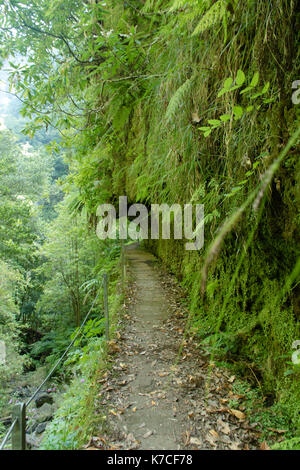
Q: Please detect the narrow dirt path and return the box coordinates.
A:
[98,244,260,450]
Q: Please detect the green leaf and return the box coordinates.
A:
[250,82,270,99]
[220,114,231,122]
[263,98,275,104]
[236,69,245,86]
[233,105,244,119]
[208,119,221,127]
[261,81,270,94]
[250,72,259,87]
[224,77,233,90]
[240,86,253,95]
[217,88,227,97]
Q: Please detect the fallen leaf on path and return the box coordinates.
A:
[205,434,217,447]
[217,418,230,435]
[260,441,270,450]
[229,409,246,420]
[206,407,228,414]
[108,341,121,353]
[209,429,219,439]
[117,380,127,386]
[229,442,240,450]
[143,430,153,438]
[267,428,286,434]
[190,437,202,446]
[184,431,190,446]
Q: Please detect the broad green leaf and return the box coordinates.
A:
[217,88,228,97]
[250,82,270,99]
[204,129,212,137]
[208,119,221,127]
[250,72,259,87]
[233,105,244,119]
[218,77,234,95]
[240,86,253,95]
[261,82,270,94]
[220,114,231,122]
[224,77,233,90]
[236,69,245,86]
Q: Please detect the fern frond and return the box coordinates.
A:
[169,0,192,12]
[165,77,193,123]
[192,0,226,36]
[142,0,165,13]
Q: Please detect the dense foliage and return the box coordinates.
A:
[0,0,299,447]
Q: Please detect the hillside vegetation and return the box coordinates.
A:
[0,0,299,449]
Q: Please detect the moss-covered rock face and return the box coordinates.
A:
[95,0,300,429]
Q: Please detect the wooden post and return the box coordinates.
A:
[12,402,26,450]
[121,239,126,290]
[103,273,109,341]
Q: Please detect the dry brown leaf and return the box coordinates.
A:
[190,437,202,446]
[268,428,286,434]
[220,398,229,403]
[230,409,246,420]
[217,419,231,435]
[260,441,270,450]
[206,434,217,447]
[192,112,201,123]
[117,380,127,386]
[229,442,240,450]
[184,431,191,446]
[108,341,121,353]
